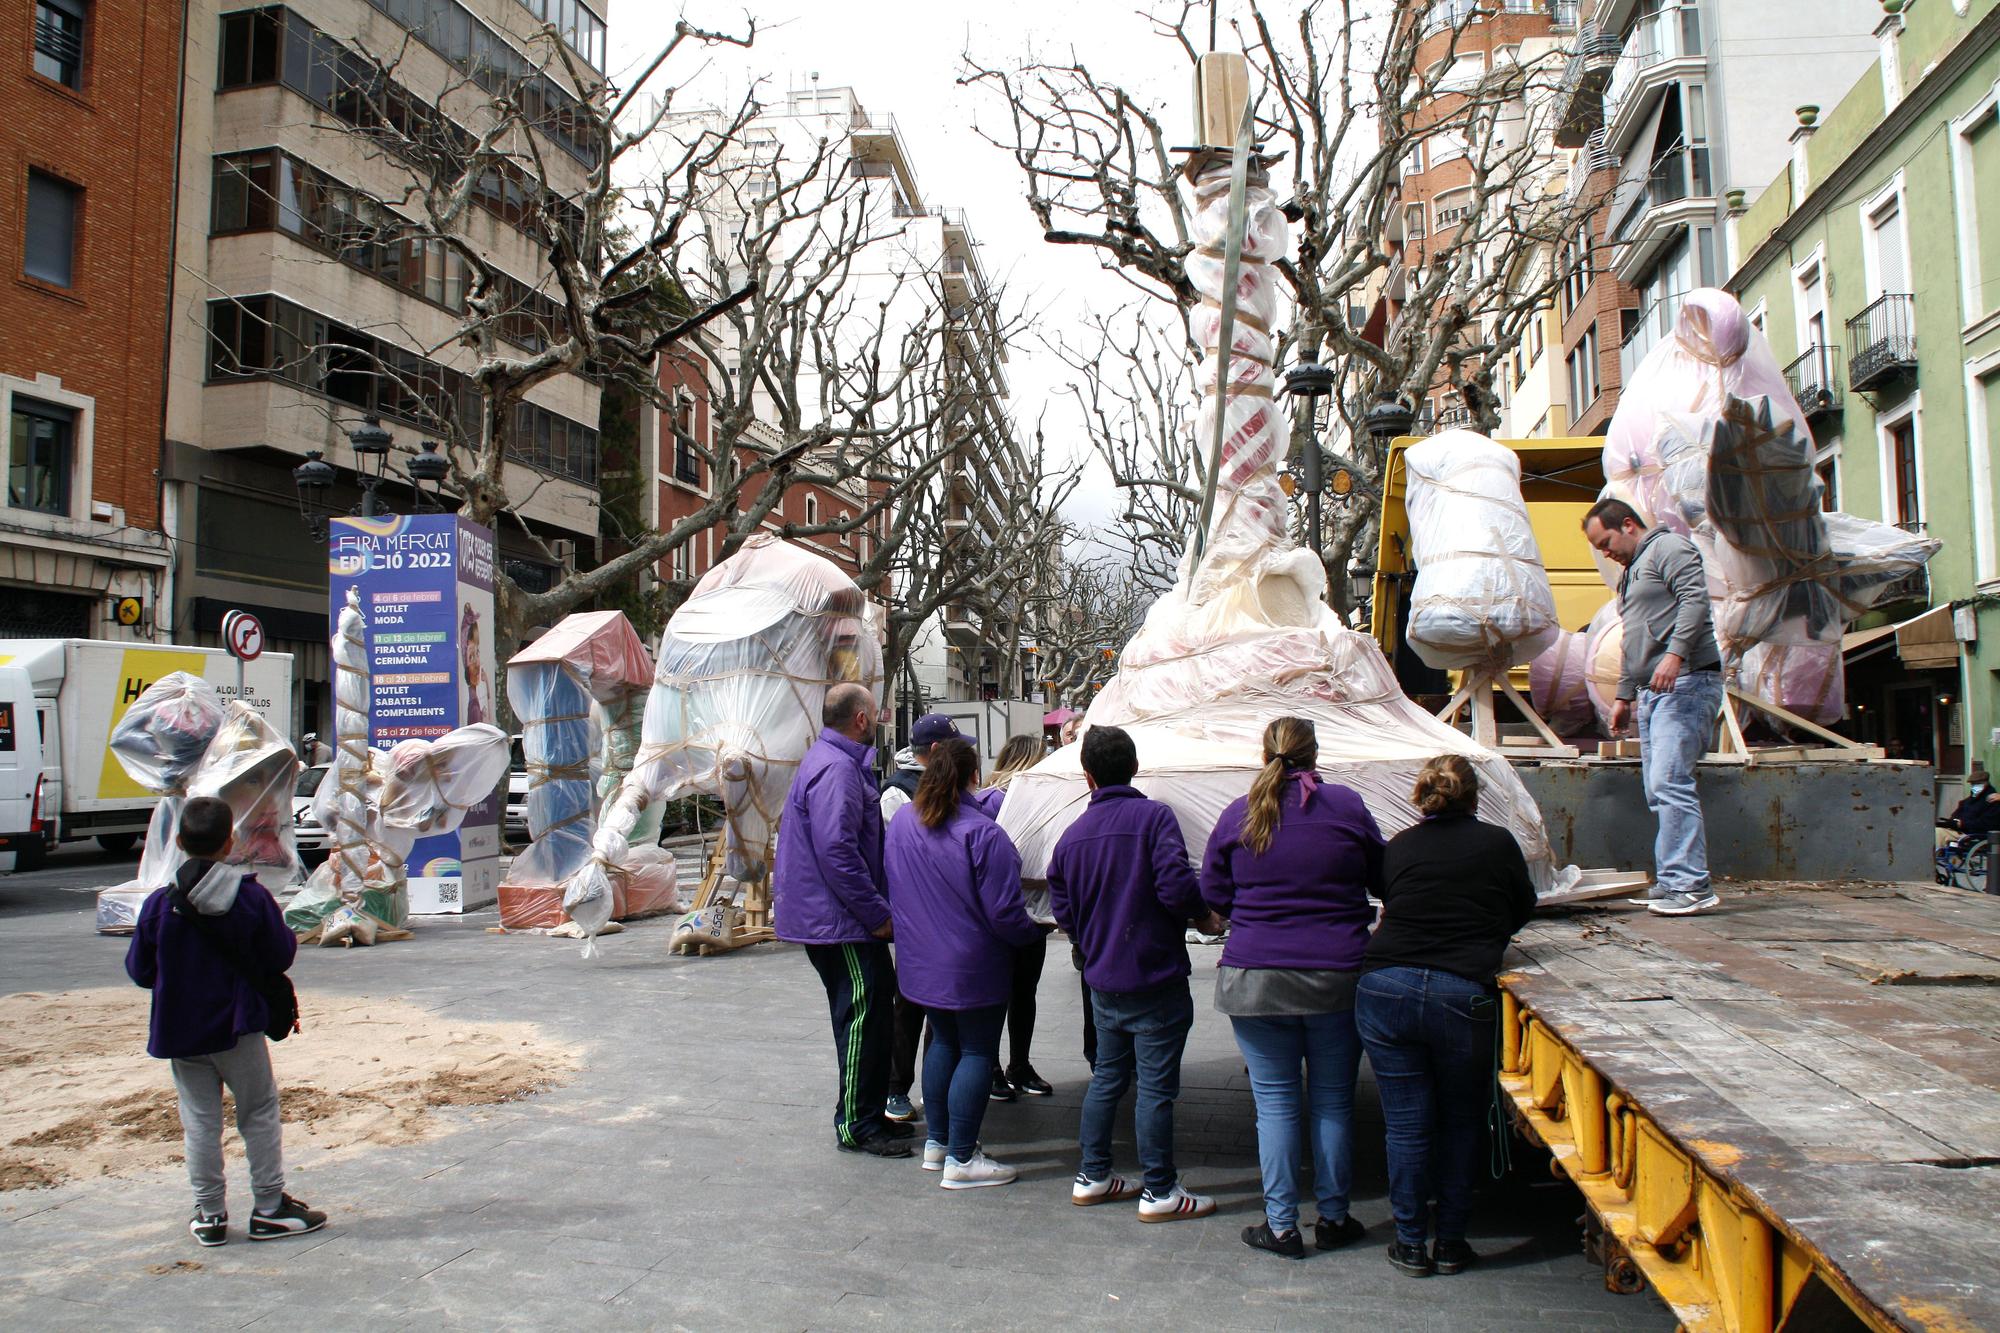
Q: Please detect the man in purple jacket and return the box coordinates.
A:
[125,796,323,1247]
[1048,725,1224,1221]
[773,682,913,1158]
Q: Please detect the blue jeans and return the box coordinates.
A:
[1355,967,1497,1247]
[1079,981,1194,1193]
[1230,1010,1361,1233]
[922,1004,1006,1162]
[1638,668,1723,897]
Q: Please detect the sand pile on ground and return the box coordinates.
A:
[0,989,578,1190]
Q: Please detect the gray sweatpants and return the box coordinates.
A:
[169,1034,284,1216]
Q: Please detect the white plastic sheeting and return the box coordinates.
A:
[564,534,884,953]
[1599,290,1939,694]
[103,671,300,891]
[1403,431,1560,671]
[997,155,1570,898]
[503,612,655,897]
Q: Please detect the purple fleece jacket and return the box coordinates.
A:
[1047,785,1206,994]
[774,728,890,945]
[1201,774,1386,971]
[885,795,1043,1010]
[124,868,296,1060]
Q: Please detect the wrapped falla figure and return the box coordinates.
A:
[498,610,674,930]
[564,534,884,956]
[1595,288,1938,731]
[996,57,1569,895]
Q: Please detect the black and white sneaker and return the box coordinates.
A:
[189,1212,227,1247]
[248,1194,327,1241]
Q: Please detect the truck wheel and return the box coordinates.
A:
[13,837,48,872]
[96,833,140,856]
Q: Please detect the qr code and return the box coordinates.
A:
[437,883,461,905]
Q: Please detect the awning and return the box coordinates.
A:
[1841,606,1958,669]
[1043,707,1078,727]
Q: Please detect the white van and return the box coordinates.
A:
[0,664,44,871]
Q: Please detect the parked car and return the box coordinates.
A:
[292,762,331,865]
[506,734,530,844]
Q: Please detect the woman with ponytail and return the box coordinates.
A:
[884,738,1044,1190]
[1356,754,1535,1279]
[1200,717,1385,1260]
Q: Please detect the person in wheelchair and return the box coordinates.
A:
[1941,766,1997,847]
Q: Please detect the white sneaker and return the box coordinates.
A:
[922,1139,949,1172]
[1137,1182,1216,1223]
[940,1151,1017,1190]
[1185,927,1225,945]
[1072,1171,1142,1206]
[1649,891,1721,917]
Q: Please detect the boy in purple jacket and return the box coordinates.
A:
[1048,725,1224,1222]
[125,796,323,1247]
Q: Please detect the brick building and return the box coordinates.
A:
[0,0,181,638]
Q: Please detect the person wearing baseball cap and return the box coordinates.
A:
[879,712,964,1123]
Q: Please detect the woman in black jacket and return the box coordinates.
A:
[1355,754,1535,1279]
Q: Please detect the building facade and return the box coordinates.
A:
[1731,0,2000,775]
[161,0,608,739]
[0,0,182,639]
[1551,0,1883,434]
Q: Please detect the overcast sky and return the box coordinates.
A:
[605,1,1203,527]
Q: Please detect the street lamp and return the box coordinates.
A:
[348,415,392,518]
[1282,361,1336,568]
[407,438,450,511]
[1363,391,1415,466]
[291,450,337,541]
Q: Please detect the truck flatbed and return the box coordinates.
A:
[1499,880,2000,1333]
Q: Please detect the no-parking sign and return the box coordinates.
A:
[221,610,265,662]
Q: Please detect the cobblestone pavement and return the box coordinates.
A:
[0,863,1671,1330]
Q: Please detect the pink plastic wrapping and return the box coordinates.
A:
[1403,431,1560,670]
[1528,630,1597,739]
[998,157,1572,899]
[1738,641,1845,728]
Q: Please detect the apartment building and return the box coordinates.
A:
[1550,0,1881,434]
[1731,0,2000,772]
[0,0,182,639]
[638,84,1029,725]
[161,0,608,736]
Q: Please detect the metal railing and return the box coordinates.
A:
[1783,345,1844,420]
[1609,145,1713,247]
[1846,293,1917,391]
[1621,290,1688,384]
[1877,523,1929,605]
[1605,3,1703,131]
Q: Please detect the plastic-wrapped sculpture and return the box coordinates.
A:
[95,672,301,932]
[1403,430,1560,671]
[1528,629,1597,739]
[996,134,1573,897]
[284,588,510,945]
[499,611,677,930]
[1598,288,1938,736]
[564,534,884,955]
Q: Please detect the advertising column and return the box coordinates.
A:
[328,514,500,913]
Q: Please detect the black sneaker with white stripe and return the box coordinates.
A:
[189,1212,227,1247]
[248,1194,327,1241]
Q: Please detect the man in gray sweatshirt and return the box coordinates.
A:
[1583,499,1724,916]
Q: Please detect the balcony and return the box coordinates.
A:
[1620,290,1687,385]
[1875,522,1930,606]
[1608,145,1713,286]
[1846,294,1918,394]
[1553,20,1621,148]
[1604,3,1704,154]
[944,604,980,646]
[1783,345,1844,427]
[1562,128,1618,208]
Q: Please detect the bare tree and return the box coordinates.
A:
[965,1,1597,616]
[1028,548,1151,708]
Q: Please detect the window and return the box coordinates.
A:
[805,493,820,526]
[671,397,700,484]
[1966,112,2000,315]
[1434,189,1477,230]
[8,398,73,515]
[1567,324,1600,417]
[1887,417,1920,526]
[1403,203,1426,239]
[1866,192,1909,300]
[1815,447,1840,512]
[23,170,78,288]
[34,0,86,89]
